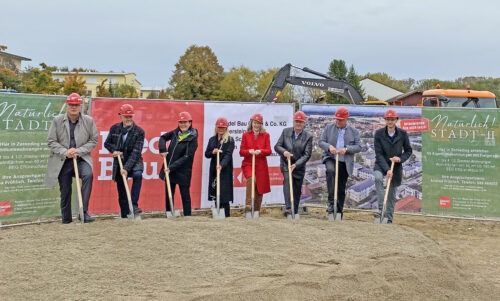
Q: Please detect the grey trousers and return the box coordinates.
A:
[374,170,398,222]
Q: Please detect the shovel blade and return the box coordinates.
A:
[166,210,181,218]
[127,213,141,221]
[286,213,300,220]
[211,207,226,220]
[245,211,259,219]
[374,217,388,224]
[328,213,342,222]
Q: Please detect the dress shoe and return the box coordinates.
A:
[62,220,72,224]
[82,213,95,223]
[133,207,142,214]
[326,203,334,213]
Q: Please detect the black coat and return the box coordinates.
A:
[374,126,412,186]
[274,127,313,174]
[204,135,234,204]
[104,122,145,181]
[158,128,198,185]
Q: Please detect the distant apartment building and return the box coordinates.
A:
[51,71,142,97]
[347,178,375,203]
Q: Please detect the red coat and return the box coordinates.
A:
[239,131,272,194]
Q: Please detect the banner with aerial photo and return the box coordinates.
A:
[300,104,423,213]
[0,93,65,222]
[421,108,500,217]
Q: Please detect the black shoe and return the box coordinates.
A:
[133,207,142,214]
[83,213,95,223]
[326,203,334,213]
[62,220,72,224]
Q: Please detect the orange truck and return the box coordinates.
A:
[420,85,497,108]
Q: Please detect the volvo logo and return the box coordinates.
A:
[301,81,325,87]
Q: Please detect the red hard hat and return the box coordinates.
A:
[334,107,349,120]
[250,113,263,124]
[294,111,307,122]
[178,111,192,122]
[119,104,134,116]
[215,117,228,128]
[384,109,399,119]
[66,93,83,105]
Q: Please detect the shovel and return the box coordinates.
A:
[163,156,181,218]
[73,157,85,225]
[286,156,299,220]
[212,150,225,220]
[328,153,342,222]
[375,160,395,224]
[117,156,140,221]
[246,153,258,219]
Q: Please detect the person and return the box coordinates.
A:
[104,104,145,218]
[239,113,271,214]
[318,107,361,217]
[204,117,235,217]
[374,109,413,224]
[159,111,198,216]
[46,93,98,223]
[274,111,312,216]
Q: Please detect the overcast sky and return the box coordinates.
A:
[2,0,499,87]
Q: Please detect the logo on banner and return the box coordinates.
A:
[400,118,429,133]
[0,201,12,216]
[438,196,451,209]
[233,167,284,187]
[233,168,246,187]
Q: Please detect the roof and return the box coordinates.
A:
[423,89,496,98]
[0,51,31,61]
[395,195,421,212]
[386,90,422,103]
[350,179,375,192]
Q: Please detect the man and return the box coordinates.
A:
[274,111,313,216]
[374,109,412,224]
[46,93,98,223]
[319,107,361,217]
[104,104,145,218]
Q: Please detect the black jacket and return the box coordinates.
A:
[104,122,145,181]
[374,126,412,186]
[204,135,235,203]
[159,128,198,185]
[274,127,313,173]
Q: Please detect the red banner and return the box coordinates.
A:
[90,99,204,213]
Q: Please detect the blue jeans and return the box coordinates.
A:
[116,170,143,217]
[374,170,398,222]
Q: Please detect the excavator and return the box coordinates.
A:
[261,63,385,105]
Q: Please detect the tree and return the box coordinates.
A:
[347,65,365,99]
[20,63,61,94]
[169,45,224,100]
[113,84,139,98]
[325,59,355,104]
[96,79,111,97]
[62,71,87,95]
[214,66,258,101]
[0,67,21,90]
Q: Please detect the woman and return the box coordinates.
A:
[239,113,271,214]
[159,111,198,216]
[204,117,235,217]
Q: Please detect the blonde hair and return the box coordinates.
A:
[214,126,231,144]
[246,119,266,133]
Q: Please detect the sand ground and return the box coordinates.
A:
[0,208,498,300]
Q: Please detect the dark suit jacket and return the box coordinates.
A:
[274,127,313,173]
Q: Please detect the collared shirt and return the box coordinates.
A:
[293,130,303,140]
[336,127,345,162]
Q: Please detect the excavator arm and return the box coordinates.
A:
[261,63,365,105]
